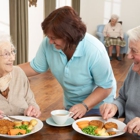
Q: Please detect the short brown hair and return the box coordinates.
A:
[41,6,86,48]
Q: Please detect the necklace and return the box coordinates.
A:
[111,25,116,31]
[111,26,115,31]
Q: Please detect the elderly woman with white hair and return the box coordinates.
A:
[100,26,140,137]
[103,14,126,61]
[0,32,41,118]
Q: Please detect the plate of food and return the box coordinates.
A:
[72,116,126,139]
[0,116,43,138]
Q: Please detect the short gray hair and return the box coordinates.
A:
[127,26,140,42]
[111,14,119,21]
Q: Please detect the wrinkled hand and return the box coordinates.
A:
[24,106,41,118]
[0,110,4,119]
[69,103,87,119]
[100,103,118,120]
[107,34,110,37]
[124,117,140,135]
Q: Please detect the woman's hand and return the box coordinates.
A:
[24,106,41,118]
[100,103,118,120]
[69,103,87,119]
[124,117,140,135]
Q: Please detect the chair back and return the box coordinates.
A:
[97,24,105,33]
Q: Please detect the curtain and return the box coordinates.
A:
[72,0,80,15]
[9,0,28,65]
[44,0,56,18]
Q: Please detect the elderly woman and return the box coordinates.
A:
[0,32,41,118]
[103,14,126,61]
[100,26,140,137]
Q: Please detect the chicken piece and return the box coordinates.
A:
[0,119,15,134]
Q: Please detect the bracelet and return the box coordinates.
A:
[82,102,88,111]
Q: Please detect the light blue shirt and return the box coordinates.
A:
[30,33,116,110]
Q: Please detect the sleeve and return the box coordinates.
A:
[24,78,40,110]
[18,68,40,111]
[8,67,40,115]
[113,65,133,118]
[90,43,115,89]
[30,37,50,73]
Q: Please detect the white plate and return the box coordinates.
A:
[46,117,75,127]
[0,116,43,138]
[72,116,126,139]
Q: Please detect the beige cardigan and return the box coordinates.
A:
[0,66,39,116]
[103,22,124,38]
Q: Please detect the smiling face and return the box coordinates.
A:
[127,40,140,74]
[0,42,15,77]
[47,32,66,51]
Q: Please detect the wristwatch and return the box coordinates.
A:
[82,102,89,111]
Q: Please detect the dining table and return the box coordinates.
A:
[0,120,140,140]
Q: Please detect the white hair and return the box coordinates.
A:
[127,26,140,42]
[0,31,12,45]
[111,14,119,21]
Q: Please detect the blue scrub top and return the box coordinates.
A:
[30,33,116,110]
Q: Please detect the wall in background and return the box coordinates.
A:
[56,0,71,8]
[80,0,140,35]
[28,0,44,61]
[0,0,9,34]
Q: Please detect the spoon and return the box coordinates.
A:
[106,128,124,133]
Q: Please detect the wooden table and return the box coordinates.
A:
[0,121,139,140]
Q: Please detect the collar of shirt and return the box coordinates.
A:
[52,38,85,58]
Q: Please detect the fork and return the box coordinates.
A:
[106,128,124,133]
[1,114,22,121]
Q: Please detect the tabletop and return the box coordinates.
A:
[0,121,139,140]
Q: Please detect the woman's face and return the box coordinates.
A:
[0,42,15,76]
[110,18,117,26]
[47,32,66,51]
[127,40,140,74]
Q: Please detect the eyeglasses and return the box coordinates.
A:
[0,46,16,59]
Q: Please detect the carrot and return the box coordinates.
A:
[8,129,26,135]
[76,120,90,126]
[78,123,89,129]
[76,120,90,129]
